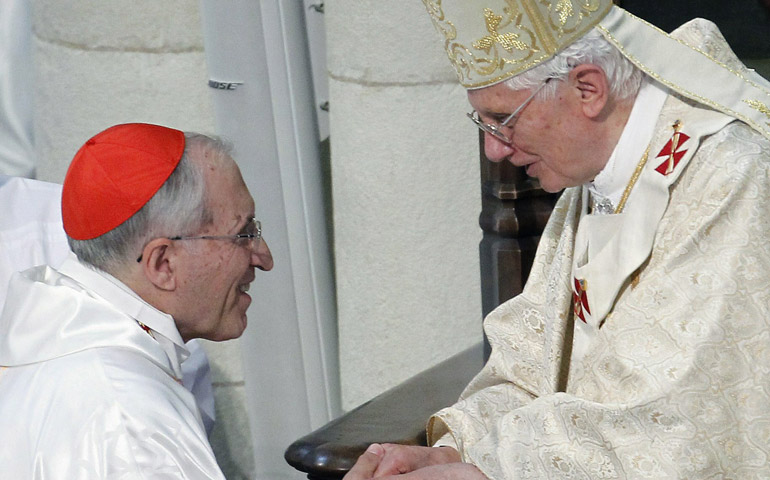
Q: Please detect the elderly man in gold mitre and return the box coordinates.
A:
[345,1,770,479]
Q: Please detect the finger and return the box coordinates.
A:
[343,443,386,480]
[377,463,488,480]
[373,444,458,477]
[372,444,415,476]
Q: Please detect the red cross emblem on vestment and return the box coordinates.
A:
[137,321,155,339]
[655,120,689,176]
[573,277,590,323]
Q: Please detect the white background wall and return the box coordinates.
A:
[26,0,483,477]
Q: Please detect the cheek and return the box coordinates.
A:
[536,119,574,164]
[201,247,240,275]
[222,250,251,287]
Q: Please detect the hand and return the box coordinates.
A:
[375,463,488,480]
[344,443,464,479]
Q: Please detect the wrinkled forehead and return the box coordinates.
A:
[421,0,612,88]
[193,155,252,224]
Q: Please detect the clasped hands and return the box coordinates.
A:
[343,443,488,480]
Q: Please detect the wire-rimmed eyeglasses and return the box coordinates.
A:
[467,78,552,144]
[169,218,262,245]
[137,218,262,262]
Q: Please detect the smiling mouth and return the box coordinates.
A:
[238,283,250,293]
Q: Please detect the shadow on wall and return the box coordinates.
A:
[207,361,254,480]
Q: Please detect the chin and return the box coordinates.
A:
[537,175,574,193]
[540,184,566,193]
[226,315,248,340]
[536,179,559,193]
[202,323,244,342]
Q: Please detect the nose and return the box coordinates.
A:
[252,239,274,271]
[483,131,515,163]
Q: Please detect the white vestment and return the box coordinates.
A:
[0,175,217,435]
[0,176,69,296]
[428,21,770,479]
[0,256,225,479]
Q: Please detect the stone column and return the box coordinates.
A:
[327,0,483,410]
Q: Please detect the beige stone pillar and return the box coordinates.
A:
[327,0,483,410]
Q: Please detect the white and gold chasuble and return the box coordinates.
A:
[0,256,225,479]
[428,23,770,480]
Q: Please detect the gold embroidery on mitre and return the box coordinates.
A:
[422,0,457,44]
[467,2,540,79]
[555,0,575,27]
[745,99,770,127]
[473,8,530,54]
[421,0,613,88]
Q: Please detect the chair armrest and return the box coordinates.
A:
[284,343,484,479]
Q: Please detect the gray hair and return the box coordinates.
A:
[504,29,644,101]
[68,133,233,274]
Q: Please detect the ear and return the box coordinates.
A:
[139,238,177,291]
[568,64,609,119]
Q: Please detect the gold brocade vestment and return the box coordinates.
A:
[428,21,770,480]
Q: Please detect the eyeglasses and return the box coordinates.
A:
[467,78,551,144]
[137,218,262,262]
[169,218,262,245]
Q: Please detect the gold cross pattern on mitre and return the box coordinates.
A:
[421,0,613,88]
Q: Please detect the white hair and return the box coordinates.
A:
[68,133,233,274]
[503,29,644,101]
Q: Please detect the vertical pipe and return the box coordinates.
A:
[199,1,339,477]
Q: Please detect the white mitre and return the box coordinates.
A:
[422,0,770,140]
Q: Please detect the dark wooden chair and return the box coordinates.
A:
[284,133,559,479]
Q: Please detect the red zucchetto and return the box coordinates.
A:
[61,123,186,240]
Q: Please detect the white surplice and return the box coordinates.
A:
[0,256,225,479]
[0,175,217,437]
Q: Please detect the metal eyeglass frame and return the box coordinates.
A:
[136,218,262,262]
[467,78,552,144]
